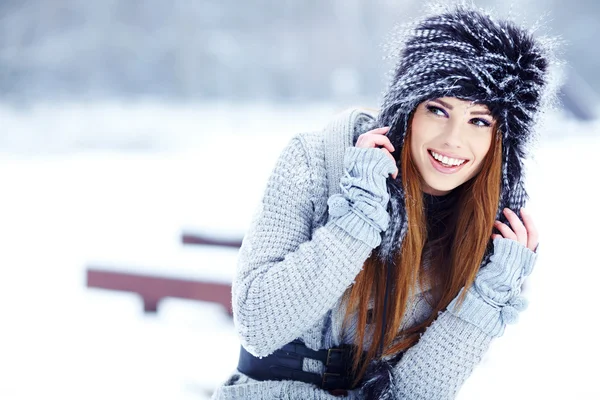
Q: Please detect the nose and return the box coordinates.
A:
[440,120,463,148]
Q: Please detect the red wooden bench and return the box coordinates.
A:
[86,232,242,314]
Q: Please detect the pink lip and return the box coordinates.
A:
[427,150,468,174]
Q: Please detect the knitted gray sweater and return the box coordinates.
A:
[211,108,537,400]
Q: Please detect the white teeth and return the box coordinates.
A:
[431,151,466,166]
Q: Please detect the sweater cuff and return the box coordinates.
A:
[447,289,505,337]
[490,237,538,278]
[327,196,388,247]
[344,146,397,181]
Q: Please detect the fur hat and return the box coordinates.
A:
[363,3,562,264]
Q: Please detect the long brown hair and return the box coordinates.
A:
[342,119,503,384]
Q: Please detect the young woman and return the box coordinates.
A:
[213,4,559,400]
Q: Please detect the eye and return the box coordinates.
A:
[426,105,448,117]
[470,118,492,127]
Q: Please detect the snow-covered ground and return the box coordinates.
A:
[0,102,598,399]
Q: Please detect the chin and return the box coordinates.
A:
[422,177,465,195]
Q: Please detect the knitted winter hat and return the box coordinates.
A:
[368,3,562,263]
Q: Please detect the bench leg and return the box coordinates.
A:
[143,296,161,313]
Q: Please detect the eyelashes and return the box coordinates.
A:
[471,118,492,127]
[426,105,448,117]
[425,104,492,127]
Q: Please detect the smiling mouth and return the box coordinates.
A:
[428,150,468,167]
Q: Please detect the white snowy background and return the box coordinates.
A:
[0,101,598,400]
[0,0,598,398]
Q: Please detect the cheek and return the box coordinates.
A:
[409,118,430,158]
[473,133,493,158]
[471,136,493,170]
[410,135,420,161]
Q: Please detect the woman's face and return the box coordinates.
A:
[409,97,495,196]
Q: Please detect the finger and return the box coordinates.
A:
[357,127,390,145]
[503,208,528,246]
[358,134,395,153]
[380,148,398,179]
[493,220,517,241]
[491,233,502,240]
[365,126,390,135]
[355,134,394,152]
[520,207,539,252]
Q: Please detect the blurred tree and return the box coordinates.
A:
[0,0,596,107]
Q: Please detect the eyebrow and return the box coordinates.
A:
[431,99,491,116]
[431,98,453,109]
[469,110,492,116]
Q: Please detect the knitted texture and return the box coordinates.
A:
[327,147,397,247]
[213,109,537,400]
[232,136,394,359]
[447,237,537,337]
[379,313,493,400]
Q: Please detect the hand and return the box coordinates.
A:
[355,126,398,179]
[492,208,538,252]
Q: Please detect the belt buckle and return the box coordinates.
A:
[323,347,352,391]
[326,348,346,366]
[322,371,342,390]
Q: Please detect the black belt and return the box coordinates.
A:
[237,339,363,393]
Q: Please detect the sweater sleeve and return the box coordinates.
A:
[233,134,397,357]
[385,238,538,399]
